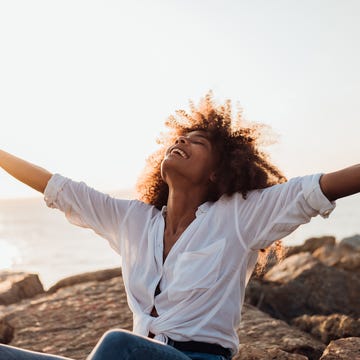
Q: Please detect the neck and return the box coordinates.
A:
[165,186,208,236]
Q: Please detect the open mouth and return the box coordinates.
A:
[170,148,189,159]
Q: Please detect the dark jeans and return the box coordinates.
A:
[0,329,231,360]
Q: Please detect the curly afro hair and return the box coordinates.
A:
[136,90,286,207]
[136,90,288,272]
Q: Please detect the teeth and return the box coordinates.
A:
[171,148,188,158]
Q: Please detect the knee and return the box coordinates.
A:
[100,329,134,347]
[89,329,136,359]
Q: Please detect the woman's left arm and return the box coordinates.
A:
[320,164,360,201]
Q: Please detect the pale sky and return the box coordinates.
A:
[1,0,359,199]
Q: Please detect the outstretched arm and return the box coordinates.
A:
[320,164,360,201]
[0,149,53,194]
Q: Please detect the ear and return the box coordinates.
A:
[209,171,217,183]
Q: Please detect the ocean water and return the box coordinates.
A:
[0,192,359,289]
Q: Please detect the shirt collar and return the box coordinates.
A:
[161,202,211,219]
[161,206,167,218]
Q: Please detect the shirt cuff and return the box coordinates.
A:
[44,173,70,208]
[302,173,336,218]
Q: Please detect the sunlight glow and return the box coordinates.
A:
[0,1,359,198]
[0,239,21,269]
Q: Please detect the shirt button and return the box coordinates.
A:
[323,209,331,216]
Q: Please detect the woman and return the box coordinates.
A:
[0,92,359,360]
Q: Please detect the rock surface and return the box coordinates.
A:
[246,253,360,320]
[284,235,360,274]
[47,268,122,293]
[319,337,360,359]
[0,272,44,305]
[236,345,309,360]
[286,237,336,257]
[339,234,360,250]
[291,314,360,344]
[0,317,13,344]
[1,235,360,360]
[2,274,131,360]
[236,304,325,360]
[313,243,360,273]
[1,277,326,360]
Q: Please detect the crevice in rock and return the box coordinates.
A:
[0,318,14,344]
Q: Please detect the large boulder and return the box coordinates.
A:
[245,253,360,320]
[0,271,44,305]
[286,237,336,257]
[319,337,360,359]
[47,267,122,293]
[291,314,360,344]
[313,244,360,273]
[235,304,325,360]
[339,235,360,251]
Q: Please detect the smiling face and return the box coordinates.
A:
[161,130,219,189]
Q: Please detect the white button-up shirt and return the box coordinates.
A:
[44,173,335,356]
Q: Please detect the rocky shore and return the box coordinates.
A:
[1,235,359,360]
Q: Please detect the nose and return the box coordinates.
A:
[175,136,188,144]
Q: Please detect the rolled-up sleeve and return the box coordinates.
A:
[237,173,336,250]
[44,173,70,209]
[302,174,335,218]
[44,173,134,254]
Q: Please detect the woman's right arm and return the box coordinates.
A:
[0,149,53,193]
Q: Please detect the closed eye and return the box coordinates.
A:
[188,138,205,145]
